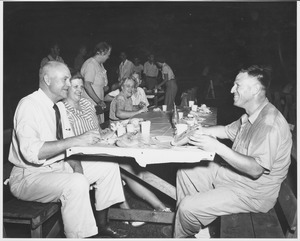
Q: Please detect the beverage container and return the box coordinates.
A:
[189,100,194,108]
[178,111,183,119]
[126,124,135,133]
[117,126,126,137]
[141,121,151,134]
[172,103,179,132]
[162,105,167,111]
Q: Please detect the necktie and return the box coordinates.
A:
[53,104,63,140]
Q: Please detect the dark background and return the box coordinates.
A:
[3,1,297,128]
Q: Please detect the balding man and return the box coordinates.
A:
[8,61,127,238]
[174,65,292,238]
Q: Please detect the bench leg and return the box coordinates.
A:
[46,219,61,238]
[31,226,42,238]
[3,226,7,238]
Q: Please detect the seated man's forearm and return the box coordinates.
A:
[203,125,228,139]
[216,143,265,179]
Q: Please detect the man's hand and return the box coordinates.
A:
[189,133,220,152]
[75,129,101,146]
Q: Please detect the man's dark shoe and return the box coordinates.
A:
[97,226,128,238]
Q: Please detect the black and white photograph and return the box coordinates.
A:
[2,1,297,239]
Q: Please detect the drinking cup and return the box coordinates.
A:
[117,126,126,137]
[162,105,167,111]
[126,124,135,133]
[141,121,151,134]
[178,112,183,119]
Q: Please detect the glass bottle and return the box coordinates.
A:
[171,103,179,133]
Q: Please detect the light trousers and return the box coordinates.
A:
[174,161,258,238]
[9,160,125,238]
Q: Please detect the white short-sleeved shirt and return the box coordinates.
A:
[81,57,108,104]
[131,87,149,106]
[143,61,158,77]
[161,63,175,80]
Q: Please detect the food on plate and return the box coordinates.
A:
[100,128,115,140]
[153,107,162,112]
[171,125,203,146]
[198,104,211,114]
[182,114,196,126]
[116,131,139,147]
[129,118,143,126]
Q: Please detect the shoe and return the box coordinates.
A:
[162,207,172,212]
[123,221,146,227]
[195,226,210,239]
[97,226,128,238]
[154,207,172,212]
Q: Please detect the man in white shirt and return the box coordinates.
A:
[143,54,159,90]
[118,52,134,82]
[8,61,127,238]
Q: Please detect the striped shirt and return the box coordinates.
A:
[64,98,99,135]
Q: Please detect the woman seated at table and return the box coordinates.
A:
[109,77,148,121]
[64,74,170,225]
[104,73,149,107]
[131,72,149,108]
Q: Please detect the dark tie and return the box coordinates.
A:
[53,104,63,140]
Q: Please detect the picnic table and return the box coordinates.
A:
[66,106,217,224]
[66,106,217,167]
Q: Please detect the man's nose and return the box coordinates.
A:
[230,85,236,93]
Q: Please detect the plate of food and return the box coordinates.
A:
[171,125,203,146]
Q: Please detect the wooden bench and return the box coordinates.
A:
[220,165,297,238]
[108,166,176,224]
[3,129,62,238]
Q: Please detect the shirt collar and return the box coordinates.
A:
[37,88,56,108]
[247,98,269,124]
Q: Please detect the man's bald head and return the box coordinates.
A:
[39,61,71,102]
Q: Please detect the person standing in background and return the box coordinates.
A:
[73,44,87,74]
[40,41,64,68]
[118,51,134,82]
[132,57,144,80]
[143,54,159,90]
[81,42,111,124]
[156,57,177,111]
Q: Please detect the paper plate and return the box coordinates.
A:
[153,136,173,142]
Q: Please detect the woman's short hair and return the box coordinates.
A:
[70,72,84,82]
[93,42,111,56]
[120,77,135,88]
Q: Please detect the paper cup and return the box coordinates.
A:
[176,123,188,136]
[189,101,194,107]
[192,104,198,111]
[178,112,183,119]
[141,121,151,134]
[162,105,167,111]
[117,126,126,137]
[126,124,135,133]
